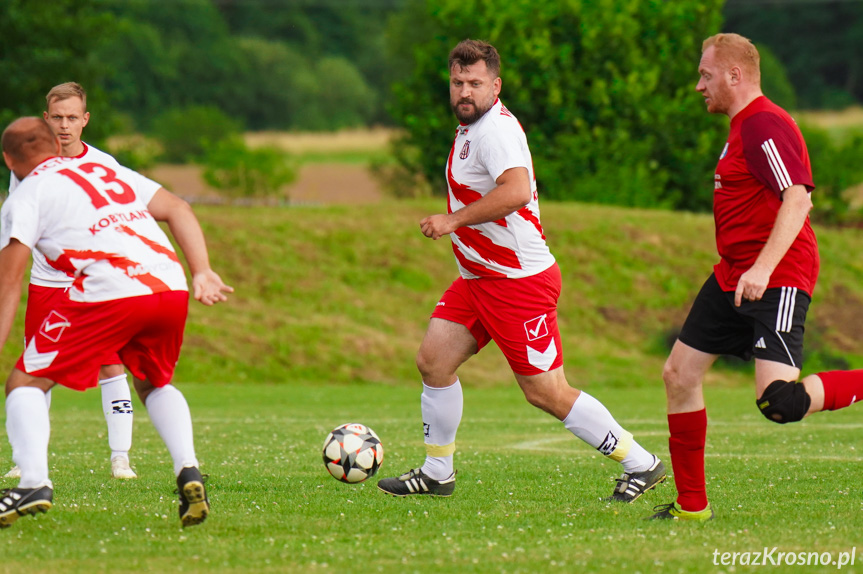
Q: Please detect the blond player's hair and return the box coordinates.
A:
[702,33,760,85]
[45,82,87,111]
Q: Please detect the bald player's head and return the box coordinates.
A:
[2,117,60,180]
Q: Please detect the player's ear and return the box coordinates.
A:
[42,111,49,121]
[82,112,90,128]
[2,150,12,171]
[494,76,502,97]
[728,65,742,86]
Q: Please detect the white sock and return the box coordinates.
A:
[420,379,462,480]
[145,385,198,475]
[6,387,52,488]
[100,374,133,460]
[562,391,654,473]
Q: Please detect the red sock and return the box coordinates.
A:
[819,370,863,411]
[668,409,708,512]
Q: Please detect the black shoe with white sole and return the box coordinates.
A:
[0,484,53,528]
[377,468,456,497]
[606,456,667,502]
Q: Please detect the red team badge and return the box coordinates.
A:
[39,310,71,343]
[523,314,549,341]
[459,140,470,159]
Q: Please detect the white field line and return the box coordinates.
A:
[512,436,859,461]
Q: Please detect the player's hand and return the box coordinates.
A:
[192,269,234,306]
[734,265,770,307]
[420,214,457,240]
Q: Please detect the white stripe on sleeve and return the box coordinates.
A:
[761,138,793,191]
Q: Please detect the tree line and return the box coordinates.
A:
[1,0,862,217]
[0,0,400,137]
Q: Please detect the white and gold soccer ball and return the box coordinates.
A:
[322,423,384,483]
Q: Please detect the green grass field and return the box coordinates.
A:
[1,382,860,573]
[2,200,863,572]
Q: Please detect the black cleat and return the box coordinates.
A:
[607,456,667,503]
[176,467,209,527]
[377,468,456,497]
[0,484,53,528]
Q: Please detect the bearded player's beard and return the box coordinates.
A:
[451,96,494,124]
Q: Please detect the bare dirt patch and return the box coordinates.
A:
[146,162,383,205]
[145,128,394,204]
[244,127,394,154]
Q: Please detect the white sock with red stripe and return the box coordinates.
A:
[6,387,51,488]
[100,374,133,460]
[145,385,198,475]
[562,391,654,473]
[420,379,463,481]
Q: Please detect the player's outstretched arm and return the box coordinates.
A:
[0,240,31,353]
[146,188,234,306]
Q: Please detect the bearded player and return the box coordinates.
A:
[378,39,666,503]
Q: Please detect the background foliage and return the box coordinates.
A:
[202,136,297,199]
[724,0,863,110]
[96,0,391,133]
[1,0,863,215]
[387,0,727,211]
[0,0,119,142]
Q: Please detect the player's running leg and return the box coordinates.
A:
[100,368,137,479]
[801,370,863,415]
[647,341,716,521]
[2,381,54,528]
[565,391,665,502]
[515,368,666,503]
[378,318,475,497]
[4,388,51,480]
[141,382,208,526]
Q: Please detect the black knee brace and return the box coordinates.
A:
[756,379,811,424]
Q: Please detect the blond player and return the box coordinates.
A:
[6,83,163,480]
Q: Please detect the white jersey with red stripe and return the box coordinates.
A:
[8,143,163,288]
[446,99,554,279]
[1,154,187,302]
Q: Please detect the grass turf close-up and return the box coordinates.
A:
[0,382,860,573]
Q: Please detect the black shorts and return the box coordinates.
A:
[678,274,810,368]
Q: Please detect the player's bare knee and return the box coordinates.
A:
[415,350,427,377]
[756,379,811,424]
[662,361,686,393]
[521,386,545,409]
[520,383,562,418]
[99,363,125,379]
[133,377,156,403]
[415,349,437,382]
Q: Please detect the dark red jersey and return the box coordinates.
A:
[712,96,819,295]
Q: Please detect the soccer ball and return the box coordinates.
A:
[322,423,384,483]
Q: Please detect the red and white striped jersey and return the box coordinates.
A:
[713,96,819,295]
[8,143,163,288]
[1,154,187,302]
[446,99,554,279]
